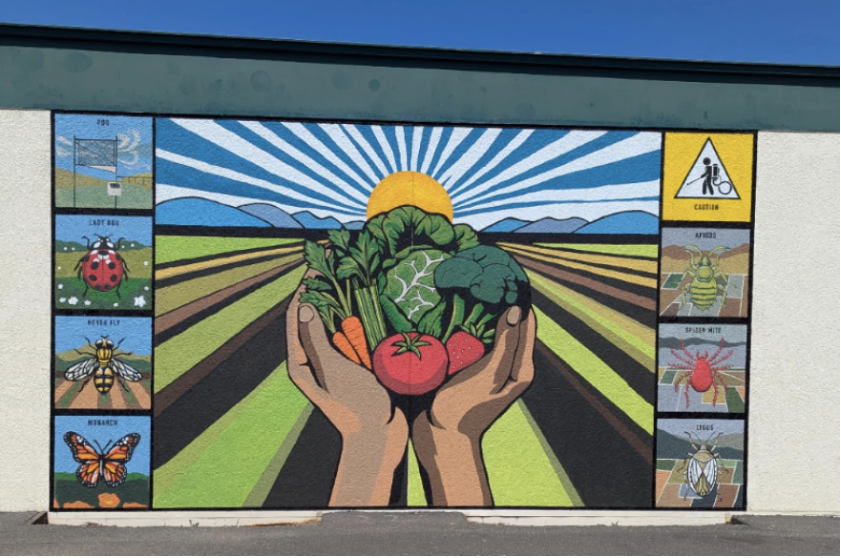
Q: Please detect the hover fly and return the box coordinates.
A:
[64,336,142,394]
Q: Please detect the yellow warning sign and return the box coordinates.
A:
[663,132,754,222]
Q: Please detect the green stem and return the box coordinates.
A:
[463,302,485,329]
[329,276,350,318]
[442,294,465,343]
[354,286,388,349]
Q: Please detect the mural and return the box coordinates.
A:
[52,114,754,512]
[659,227,751,318]
[54,114,153,210]
[54,215,153,311]
[54,316,152,411]
[658,324,747,413]
[655,419,745,509]
[53,415,151,509]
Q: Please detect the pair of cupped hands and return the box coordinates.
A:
[287,276,536,507]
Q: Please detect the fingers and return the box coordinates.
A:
[510,309,536,385]
[286,281,309,370]
[484,306,522,388]
[494,308,536,399]
[297,302,338,388]
[286,280,328,406]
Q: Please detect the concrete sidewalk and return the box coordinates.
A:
[0,512,837,555]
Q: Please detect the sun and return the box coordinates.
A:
[367,171,453,222]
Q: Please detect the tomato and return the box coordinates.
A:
[372,332,448,395]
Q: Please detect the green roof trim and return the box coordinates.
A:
[0,24,837,131]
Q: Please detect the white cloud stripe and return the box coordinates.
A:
[396,126,408,171]
[431,127,471,178]
[242,121,372,198]
[410,127,422,171]
[156,148,364,214]
[459,180,660,213]
[342,124,390,178]
[171,119,365,209]
[458,132,661,207]
[457,201,658,231]
[451,130,606,204]
[317,123,380,188]
[278,122,372,197]
[156,183,364,221]
[372,126,398,173]
[419,127,443,174]
[450,129,532,196]
[440,128,502,188]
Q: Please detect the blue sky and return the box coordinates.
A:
[55,215,153,246]
[55,316,151,356]
[157,118,661,229]
[54,415,151,476]
[2,0,837,65]
[55,114,153,179]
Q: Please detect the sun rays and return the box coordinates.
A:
[156,119,661,229]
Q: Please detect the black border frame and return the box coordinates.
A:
[51,112,156,512]
[48,110,758,514]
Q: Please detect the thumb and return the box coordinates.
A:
[298,303,336,387]
[484,306,521,387]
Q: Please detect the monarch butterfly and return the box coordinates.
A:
[63,431,141,488]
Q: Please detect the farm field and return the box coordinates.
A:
[54,368,152,411]
[151,235,658,509]
[55,168,153,209]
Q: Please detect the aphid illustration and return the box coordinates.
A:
[64,336,142,394]
[669,337,733,408]
[64,431,141,488]
[681,432,722,498]
[681,245,729,310]
[74,235,130,298]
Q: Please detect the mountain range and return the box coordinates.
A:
[483,211,658,235]
[156,198,659,235]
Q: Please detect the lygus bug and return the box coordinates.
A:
[669,337,733,408]
[681,245,730,310]
[74,235,130,298]
[681,431,722,498]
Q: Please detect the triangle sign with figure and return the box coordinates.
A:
[675,139,741,200]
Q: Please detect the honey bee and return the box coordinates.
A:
[64,336,142,394]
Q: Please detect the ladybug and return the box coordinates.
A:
[74,235,130,298]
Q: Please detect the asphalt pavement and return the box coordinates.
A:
[0,511,837,555]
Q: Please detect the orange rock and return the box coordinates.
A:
[121,502,148,509]
[63,501,94,509]
[98,493,121,508]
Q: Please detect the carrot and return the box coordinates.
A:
[341,316,372,370]
[332,331,362,366]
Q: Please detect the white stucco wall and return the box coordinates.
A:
[0,110,52,511]
[750,131,840,513]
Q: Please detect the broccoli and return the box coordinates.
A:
[434,245,529,306]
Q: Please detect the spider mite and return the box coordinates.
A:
[669,337,733,409]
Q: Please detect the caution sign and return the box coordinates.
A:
[675,139,740,199]
[663,132,754,222]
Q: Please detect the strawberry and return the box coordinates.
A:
[446,331,485,375]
